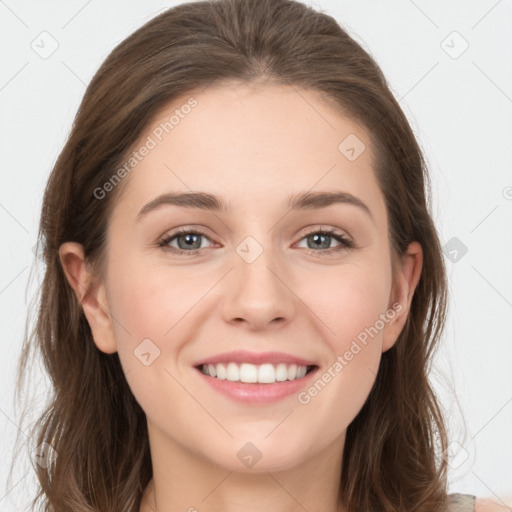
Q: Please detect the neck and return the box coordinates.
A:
[140,424,346,512]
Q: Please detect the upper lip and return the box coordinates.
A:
[193,350,317,368]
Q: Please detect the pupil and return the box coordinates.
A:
[311,233,329,249]
[178,233,331,251]
[180,233,200,249]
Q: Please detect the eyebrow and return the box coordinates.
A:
[136,190,373,222]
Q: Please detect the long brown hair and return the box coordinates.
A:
[11,0,450,510]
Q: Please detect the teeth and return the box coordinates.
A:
[200,362,312,383]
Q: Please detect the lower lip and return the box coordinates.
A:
[195,367,319,404]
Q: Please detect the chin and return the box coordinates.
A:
[202,437,313,474]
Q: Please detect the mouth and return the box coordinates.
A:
[195,362,318,384]
[192,350,320,404]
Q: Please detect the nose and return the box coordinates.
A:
[221,240,296,331]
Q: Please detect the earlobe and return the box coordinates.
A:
[382,241,423,352]
[58,242,117,354]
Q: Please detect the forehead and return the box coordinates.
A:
[111,82,386,223]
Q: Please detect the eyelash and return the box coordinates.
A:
[157,227,354,256]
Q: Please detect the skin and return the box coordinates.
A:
[59,82,424,512]
[475,500,512,512]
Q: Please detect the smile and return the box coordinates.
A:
[198,362,317,384]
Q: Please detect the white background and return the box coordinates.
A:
[1,0,511,510]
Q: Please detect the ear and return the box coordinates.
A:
[382,241,423,352]
[58,242,117,354]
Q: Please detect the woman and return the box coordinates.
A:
[10,0,507,510]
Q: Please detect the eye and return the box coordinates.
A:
[296,227,354,256]
[157,227,214,255]
[157,226,354,256]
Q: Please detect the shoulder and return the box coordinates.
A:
[475,497,512,512]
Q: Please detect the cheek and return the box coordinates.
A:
[300,261,392,351]
[106,257,216,392]
[107,258,197,341]
[293,266,391,443]
[105,262,197,422]
[103,258,184,395]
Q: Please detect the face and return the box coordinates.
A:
[61,82,421,474]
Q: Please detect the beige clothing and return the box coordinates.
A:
[448,493,476,511]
